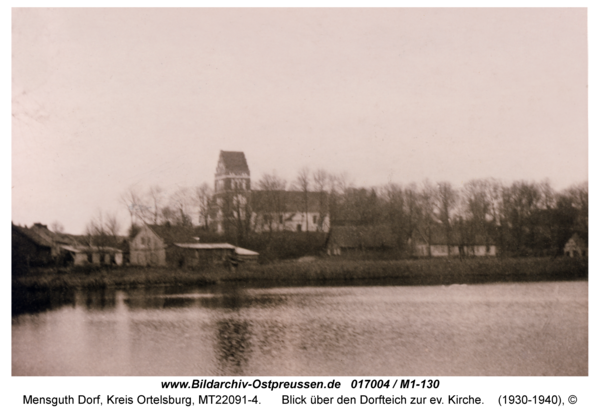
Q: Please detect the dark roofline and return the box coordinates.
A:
[218,150,250,175]
[146,223,200,245]
[12,223,54,248]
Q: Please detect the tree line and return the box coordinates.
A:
[85,169,586,257]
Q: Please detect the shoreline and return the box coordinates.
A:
[13,257,588,292]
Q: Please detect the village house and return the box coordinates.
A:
[212,150,330,234]
[130,223,195,266]
[130,223,254,267]
[60,245,124,266]
[171,242,237,268]
[413,227,497,257]
[325,225,396,255]
[12,223,56,269]
[564,233,587,257]
[12,223,124,271]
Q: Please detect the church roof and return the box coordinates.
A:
[251,190,327,213]
[218,151,250,175]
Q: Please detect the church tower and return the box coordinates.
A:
[214,151,251,234]
[214,151,251,195]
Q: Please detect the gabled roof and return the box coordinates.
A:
[13,223,56,247]
[413,225,490,246]
[235,247,259,256]
[13,223,125,251]
[61,245,123,253]
[565,233,587,248]
[218,151,250,175]
[414,226,459,246]
[174,243,236,250]
[55,233,88,246]
[252,190,328,213]
[147,224,200,244]
[327,225,396,249]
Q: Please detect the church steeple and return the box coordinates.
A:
[214,151,251,194]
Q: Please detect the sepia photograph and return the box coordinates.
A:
[11,8,588,377]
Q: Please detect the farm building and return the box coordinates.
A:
[129,223,255,267]
[130,223,197,266]
[12,223,56,270]
[60,245,124,266]
[564,233,587,257]
[235,246,260,263]
[413,227,496,257]
[12,222,124,272]
[171,243,236,268]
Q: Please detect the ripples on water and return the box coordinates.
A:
[12,281,587,376]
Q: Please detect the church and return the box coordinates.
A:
[212,151,330,234]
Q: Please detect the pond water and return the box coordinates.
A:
[12,280,587,376]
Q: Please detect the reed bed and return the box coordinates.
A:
[14,257,587,292]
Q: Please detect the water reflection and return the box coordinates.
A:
[77,288,117,310]
[12,281,588,376]
[12,288,76,316]
[13,284,295,316]
[215,319,252,375]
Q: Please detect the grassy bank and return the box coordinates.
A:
[224,256,588,285]
[13,266,224,291]
[13,257,587,291]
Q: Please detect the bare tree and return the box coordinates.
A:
[436,181,458,255]
[401,183,420,253]
[502,181,542,254]
[461,179,493,250]
[312,169,329,231]
[194,182,213,230]
[334,171,353,194]
[84,210,120,247]
[170,187,194,227]
[147,185,164,224]
[228,184,253,243]
[256,172,287,232]
[326,171,354,224]
[382,182,405,247]
[565,181,588,231]
[419,180,436,257]
[105,212,121,241]
[50,221,65,233]
[160,206,176,225]
[294,167,311,232]
[120,187,146,230]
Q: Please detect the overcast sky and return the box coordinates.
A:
[11,8,588,234]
